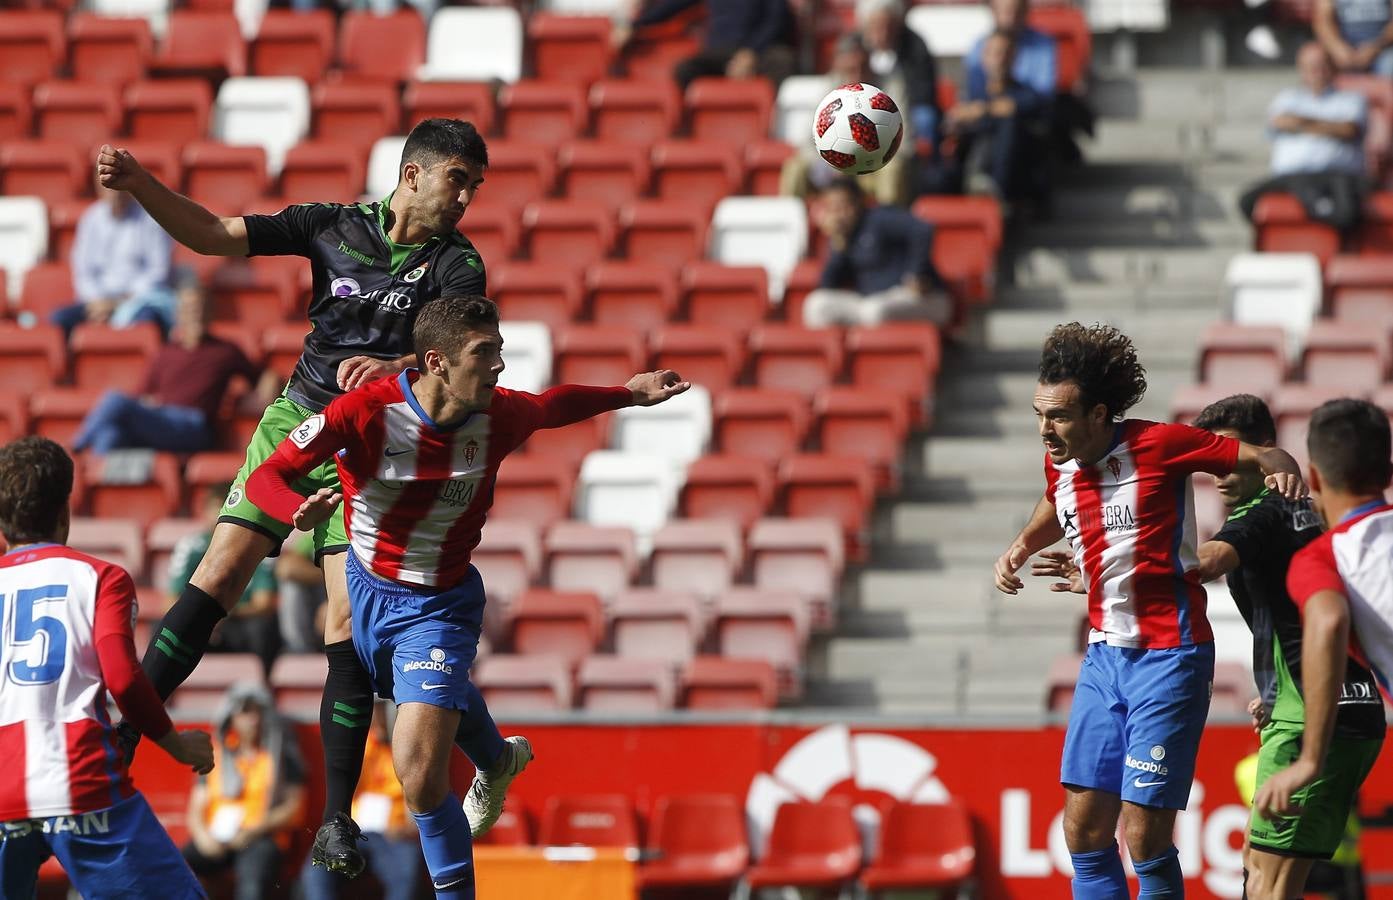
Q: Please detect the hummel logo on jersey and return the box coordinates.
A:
[1133,778,1166,789]
[384,447,413,458]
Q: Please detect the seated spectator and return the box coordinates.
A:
[1315,0,1393,76]
[72,279,279,455]
[183,683,306,900]
[53,176,175,341]
[170,485,281,674]
[1240,42,1368,234]
[275,532,327,654]
[966,0,1056,102]
[300,702,423,900]
[614,0,795,91]
[803,178,949,327]
[858,0,941,153]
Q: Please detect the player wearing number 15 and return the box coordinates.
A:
[0,437,214,899]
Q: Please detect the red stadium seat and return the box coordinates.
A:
[275,141,367,206]
[313,82,401,150]
[182,143,267,213]
[0,10,65,86]
[589,79,681,144]
[1274,384,1352,471]
[556,141,651,211]
[459,206,521,263]
[650,140,742,213]
[1253,193,1340,266]
[167,653,265,716]
[517,412,610,467]
[681,262,769,330]
[576,656,675,712]
[262,322,309,381]
[501,81,589,146]
[680,453,776,529]
[0,141,89,205]
[747,801,861,891]
[1197,323,1287,392]
[67,517,145,582]
[540,795,638,849]
[712,389,809,464]
[544,521,637,600]
[103,142,180,191]
[620,5,702,82]
[249,10,335,81]
[910,195,1002,305]
[0,84,32,142]
[184,451,243,500]
[33,80,122,150]
[650,324,746,391]
[745,140,795,196]
[779,455,874,560]
[473,140,557,211]
[471,519,542,609]
[45,200,86,265]
[639,794,749,890]
[682,656,777,709]
[748,325,844,397]
[146,517,204,592]
[585,261,679,330]
[400,81,494,135]
[1301,320,1388,388]
[845,323,942,428]
[553,324,645,386]
[1169,382,1268,425]
[1028,5,1091,93]
[1327,254,1393,327]
[491,457,576,530]
[0,323,65,395]
[522,201,614,268]
[209,260,298,329]
[473,654,574,712]
[748,517,846,630]
[610,588,704,663]
[816,387,909,492]
[714,588,808,697]
[18,262,77,325]
[151,11,246,81]
[862,801,976,892]
[268,653,328,718]
[68,15,152,86]
[79,452,182,530]
[685,77,774,147]
[529,15,614,86]
[474,809,531,847]
[782,258,823,324]
[650,518,743,598]
[1355,192,1393,255]
[0,396,29,446]
[509,589,605,666]
[125,80,213,144]
[30,388,102,448]
[618,201,709,270]
[491,263,583,333]
[70,323,160,392]
[337,10,426,84]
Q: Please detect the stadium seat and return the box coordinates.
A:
[905,4,998,57]
[313,83,401,151]
[472,519,542,610]
[275,141,366,206]
[125,80,213,144]
[576,656,676,712]
[492,263,583,334]
[782,257,824,323]
[545,521,637,600]
[709,197,809,298]
[1197,323,1287,391]
[845,323,942,428]
[619,6,701,82]
[712,388,809,464]
[420,7,523,83]
[681,658,777,709]
[1212,661,1254,716]
[261,322,309,380]
[213,76,311,175]
[680,454,776,529]
[1029,5,1091,92]
[167,653,265,716]
[714,588,808,697]
[30,388,100,448]
[610,588,704,664]
[336,10,425,84]
[910,195,1002,305]
[70,323,161,392]
[816,387,910,492]
[610,384,712,466]
[529,14,613,85]
[650,141,743,215]
[1302,320,1388,388]
[0,197,50,300]
[650,324,746,391]
[400,81,494,135]
[639,794,749,890]
[0,323,65,396]
[491,456,575,531]
[748,517,846,630]
[1326,254,1393,327]
[0,84,32,142]
[1274,384,1351,471]
[184,450,242,499]
[539,794,638,849]
[745,141,796,196]
[460,205,521,264]
[497,320,553,394]
[268,652,327,718]
[151,11,246,81]
[748,325,845,397]
[0,396,29,446]
[1169,382,1269,425]
[90,0,169,34]
[589,79,681,144]
[1225,253,1322,356]
[554,324,645,386]
[32,81,122,147]
[685,77,774,148]
[862,800,976,892]
[575,450,681,541]
[500,81,588,146]
[523,201,615,268]
[1355,192,1393,254]
[473,140,557,212]
[79,451,182,529]
[519,412,612,467]
[182,142,267,213]
[474,654,574,712]
[145,517,204,591]
[0,142,88,207]
[209,257,297,330]
[0,10,66,85]
[584,262,677,330]
[618,201,710,270]
[248,9,333,81]
[556,141,652,211]
[780,455,875,557]
[649,518,742,599]
[775,75,830,145]
[67,517,145,581]
[680,262,769,330]
[16,261,75,327]
[509,589,604,666]
[474,809,531,847]
[1252,193,1340,266]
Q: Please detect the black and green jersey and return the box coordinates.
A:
[244,196,486,412]
[1213,489,1384,740]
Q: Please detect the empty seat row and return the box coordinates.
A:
[1252,192,1393,265]
[1198,320,1393,390]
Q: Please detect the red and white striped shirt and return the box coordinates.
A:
[0,545,173,821]
[1045,420,1239,649]
[248,370,632,588]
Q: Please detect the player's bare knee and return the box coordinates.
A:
[1121,810,1174,862]
[1062,811,1114,853]
[399,764,451,813]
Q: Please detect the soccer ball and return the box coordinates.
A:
[813,82,904,175]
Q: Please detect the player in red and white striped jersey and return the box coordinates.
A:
[1257,399,1393,821]
[247,296,688,899]
[0,437,212,897]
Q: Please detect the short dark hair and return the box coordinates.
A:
[820,176,864,203]
[1038,322,1148,420]
[0,437,73,545]
[1308,398,1392,493]
[400,118,489,175]
[1193,394,1277,445]
[413,295,501,367]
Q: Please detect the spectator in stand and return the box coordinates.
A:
[948,30,1053,214]
[53,177,176,341]
[1315,0,1393,77]
[183,683,306,900]
[613,0,796,91]
[967,0,1056,102]
[803,177,949,327]
[858,0,941,154]
[169,485,281,675]
[300,702,423,900]
[1239,42,1368,233]
[71,279,280,455]
[275,532,328,654]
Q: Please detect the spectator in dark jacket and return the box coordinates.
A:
[858,0,941,151]
[614,0,796,91]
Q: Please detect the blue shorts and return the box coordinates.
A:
[1060,641,1215,810]
[0,792,205,899]
[347,548,486,709]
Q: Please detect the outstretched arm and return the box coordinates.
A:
[995,493,1064,594]
[1235,443,1306,500]
[97,144,248,257]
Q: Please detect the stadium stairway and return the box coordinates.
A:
[804,66,1291,716]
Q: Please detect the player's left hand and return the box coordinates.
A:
[1030,550,1085,594]
[1247,697,1270,733]
[293,488,342,531]
[1264,471,1308,501]
[337,355,398,392]
[627,370,691,407]
[1253,757,1318,820]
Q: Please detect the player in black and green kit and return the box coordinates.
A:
[95,119,526,877]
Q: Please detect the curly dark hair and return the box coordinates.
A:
[1038,322,1148,420]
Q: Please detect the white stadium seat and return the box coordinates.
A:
[498,321,554,394]
[575,451,681,550]
[538,0,627,12]
[366,136,407,200]
[419,7,523,83]
[0,197,49,300]
[708,197,808,300]
[213,77,311,176]
[905,5,995,58]
[1083,0,1169,32]
[774,76,829,146]
[1224,252,1322,358]
[90,0,171,36]
[611,384,712,468]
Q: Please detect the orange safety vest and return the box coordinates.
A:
[204,737,293,848]
[352,732,408,834]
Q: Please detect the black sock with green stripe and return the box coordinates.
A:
[142,586,228,700]
[320,639,374,823]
